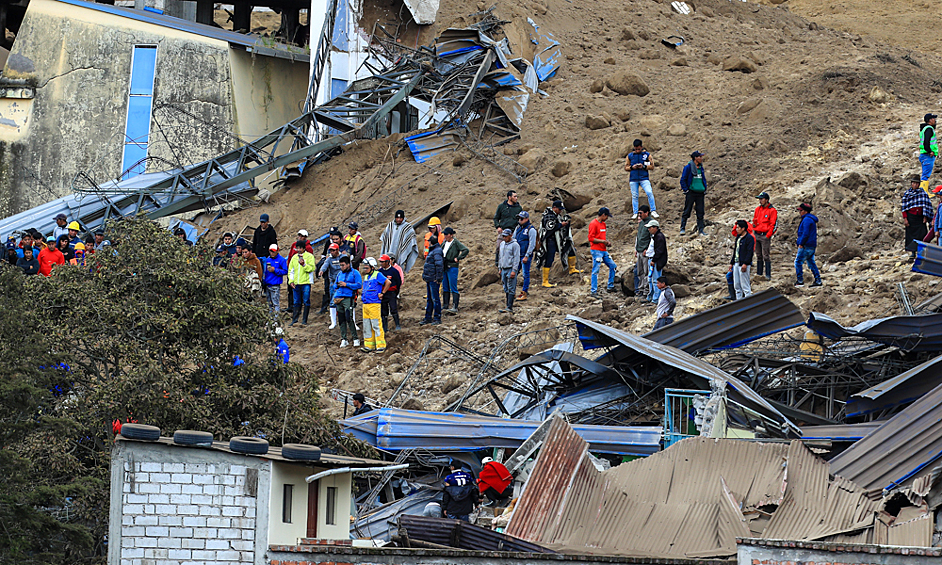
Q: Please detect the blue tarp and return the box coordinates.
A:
[340,407,662,456]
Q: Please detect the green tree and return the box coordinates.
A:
[0,218,370,564]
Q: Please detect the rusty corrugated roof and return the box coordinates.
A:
[506,418,901,559]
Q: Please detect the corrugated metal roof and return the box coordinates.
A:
[118,436,387,467]
[51,0,309,62]
[807,311,942,352]
[845,354,942,417]
[506,418,884,559]
[397,515,554,553]
[567,315,801,437]
[829,380,942,493]
[340,408,661,456]
[912,240,942,278]
[644,289,804,353]
[800,422,882,441]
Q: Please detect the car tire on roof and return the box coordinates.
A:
[229,436,269,455]
[281,443,321,461]
[173,430,214,446]
[120,423,161,441]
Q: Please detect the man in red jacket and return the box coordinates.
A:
[37,236,65,276]
[478,457,513,506]
[752,192,777,281]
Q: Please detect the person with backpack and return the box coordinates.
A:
[680,150,708,236]
[344,222,366,269]
[442,461,479,522]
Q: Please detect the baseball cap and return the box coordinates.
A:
[379,254,391,261]
[395,210,405,219]
[297,229,308,237]
[598,207,611,216]
[501,229,513,237]
[4,240,14,251]
[442,227,456,235]
[54,213,67,221]
[95,228,105,235]
[798,203,813,212]
[482,457,494,464]
[926,113,938,122]
[648,220,660,228]
[47,236,56,243]
[517,211,529,219]
[216,245,227,253]
[756,192,770,200]
[269,244,279,251]
[348,222,358,229]
[329,243,340,250]
[690,150,705,158]
[260,213,270,222]
[933,185,942,195]
[552,200,564,209]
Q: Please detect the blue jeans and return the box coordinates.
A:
[292,284,311,307]
[443,266,459,296]
[630,179,656,214]
[590,249,617,292]
[795,247,820,283]
[425,280,441,321]
[648,264,663,302]
[920,153,936,182]
[519,257,532,292]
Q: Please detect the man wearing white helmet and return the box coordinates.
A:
[359,257,391,353]
[478,457,513,506]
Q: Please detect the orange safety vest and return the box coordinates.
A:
[424,230,444,257]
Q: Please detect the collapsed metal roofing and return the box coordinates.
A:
[807,311,942,352]
[644,289,804,353]
[567,315,801,437]
[504,416,914,559]
[799,422,882,441]
[845,354,942,417]
[396,515,554,553]
[340,408,661,456]
[829,379,942,493]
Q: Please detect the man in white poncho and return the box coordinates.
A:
[380,210,419,274]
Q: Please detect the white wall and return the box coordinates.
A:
[268,463,311,545]
[316,471,352,540]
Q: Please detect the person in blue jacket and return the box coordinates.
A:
[795,203,822,287]
[263,244,288,314]
[331,256,363,348]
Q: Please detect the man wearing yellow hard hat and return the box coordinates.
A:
[424,216,444,258]
[66,221,82,250]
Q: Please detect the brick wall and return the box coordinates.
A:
[119,460,259,565]
[737,539,941,565]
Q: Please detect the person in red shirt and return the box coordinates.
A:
[37,236,65,276]
[752,192,778,281]
[478,457,513,506]
[588,207,618,297]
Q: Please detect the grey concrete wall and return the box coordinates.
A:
[110,440,273,565]
[0,0,236,217]
[737,540,941,565]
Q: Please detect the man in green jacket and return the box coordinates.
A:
[920,113,938,195]
[493,190,522,234]
[442,227,470,315]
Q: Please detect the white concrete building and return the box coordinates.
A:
[109,435,387,565]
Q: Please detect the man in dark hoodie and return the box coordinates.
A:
[442,461,479,522]
[728,220,755,300]
[17,246,39,275]
[421,237,444,325]
[795,203,822,287]
[647,220,668,303]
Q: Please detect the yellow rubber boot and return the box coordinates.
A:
[921,180,932,196]
[567,256,583,274]
[542,267,556,288]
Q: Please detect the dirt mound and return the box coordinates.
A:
[204,0,942,416]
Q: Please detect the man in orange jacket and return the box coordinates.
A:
[752,192,777,281]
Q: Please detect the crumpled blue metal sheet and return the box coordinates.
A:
[340,407,661,456]
[351,487,440,541]
[807,311,942,353]
[527,17,561,81]
[403,127,463,164]
[912,240,942,277]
